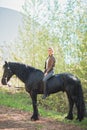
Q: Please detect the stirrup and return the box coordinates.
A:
[42,95,47,99]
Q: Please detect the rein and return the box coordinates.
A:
[4,77,11,87]
[3,65,13,87]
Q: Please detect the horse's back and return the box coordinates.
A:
[47,73,80,93]
[55,73,79,81]
[48,73,79,84]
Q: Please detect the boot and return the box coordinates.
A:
[42,82,47,99]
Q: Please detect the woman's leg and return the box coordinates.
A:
[42,71,54,99]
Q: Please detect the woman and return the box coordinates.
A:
[42,47,56,99]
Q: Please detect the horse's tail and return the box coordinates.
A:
[76,80,86,121]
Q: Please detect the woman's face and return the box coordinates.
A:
[48,48,53,55]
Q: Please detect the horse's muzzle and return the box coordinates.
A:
[1,78,7,85]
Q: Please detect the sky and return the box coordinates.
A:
[0,0,67,12]
[0,0,25,12]
[0,0,25,44]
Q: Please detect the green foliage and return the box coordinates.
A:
[38,93,68,113]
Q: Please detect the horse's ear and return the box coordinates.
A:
[5,61,8,65]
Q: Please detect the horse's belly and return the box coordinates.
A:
[47,76,63,93]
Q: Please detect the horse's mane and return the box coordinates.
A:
[9,62,36,71]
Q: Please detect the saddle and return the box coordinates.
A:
[48,74,56,80]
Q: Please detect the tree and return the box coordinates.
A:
[18,0,65,71]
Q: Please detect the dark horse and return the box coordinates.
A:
[1,61,85,121]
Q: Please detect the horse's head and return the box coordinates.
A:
[1,61,13,85]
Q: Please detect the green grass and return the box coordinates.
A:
[0,90,87,129]
[0,91,33,111]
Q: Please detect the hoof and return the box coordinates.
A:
[76,118,82,122]
[31,116,39,121]
[76,116,84,122]
[65,115,73,120]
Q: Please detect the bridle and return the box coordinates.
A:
[3,66,13,87]
[4,77,11,87]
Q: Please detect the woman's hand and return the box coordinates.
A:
[44,72,48,76]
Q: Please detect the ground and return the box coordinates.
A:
[0,106,85,130]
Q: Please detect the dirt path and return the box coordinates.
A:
[0,106,85,130]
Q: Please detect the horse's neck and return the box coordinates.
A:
[12,64,29,83]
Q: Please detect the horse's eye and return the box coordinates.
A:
[7,67,10,70]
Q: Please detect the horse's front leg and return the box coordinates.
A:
[30,91,39,121]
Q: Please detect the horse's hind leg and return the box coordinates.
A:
[75,100,80,120]
[65,93,74,120]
